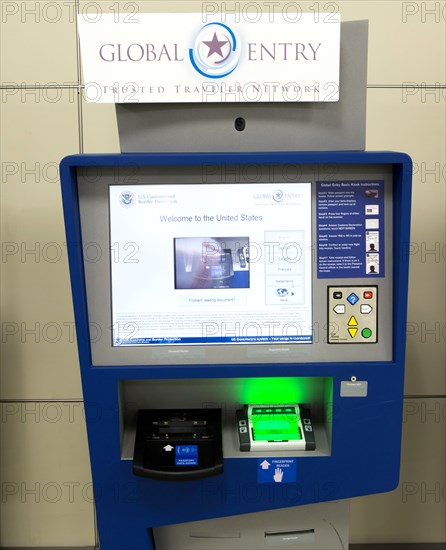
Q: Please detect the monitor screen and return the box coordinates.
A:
[109,182,312,347]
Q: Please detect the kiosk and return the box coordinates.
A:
[61,16,412,550]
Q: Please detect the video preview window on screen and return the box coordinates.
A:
[109,183,312,346]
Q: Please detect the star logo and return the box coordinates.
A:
[189,22,240,79]
[203,32,229,58]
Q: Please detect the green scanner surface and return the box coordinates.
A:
[252,413,302,441]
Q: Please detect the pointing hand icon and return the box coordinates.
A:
[273,467,284,483]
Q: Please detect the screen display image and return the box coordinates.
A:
[109,183,312,346]
[174,237,249,290]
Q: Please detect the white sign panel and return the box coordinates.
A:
[78,13,340,103]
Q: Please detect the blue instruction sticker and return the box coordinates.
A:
[257,458,297,484]
[175,445,198,467]
[316,180,385,278]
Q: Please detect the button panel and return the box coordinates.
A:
[328,286,378,344]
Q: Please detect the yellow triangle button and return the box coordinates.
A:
[348,315,358,327]
[348,328,358,338]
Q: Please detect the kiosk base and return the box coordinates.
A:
[153,500,349,550]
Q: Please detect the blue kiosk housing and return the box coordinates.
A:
[60,150,412,550]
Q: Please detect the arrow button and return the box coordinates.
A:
[163,444,174,451]
[333,304,346,314]
[360,304,373,314]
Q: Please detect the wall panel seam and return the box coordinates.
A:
[1,396,445,404]
[75,0,84,154]
[1,85,445,90]
[0,399,85,403]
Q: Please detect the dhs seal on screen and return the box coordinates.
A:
[119,191,136,208]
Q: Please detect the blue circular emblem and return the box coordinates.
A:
[189,22,240,79]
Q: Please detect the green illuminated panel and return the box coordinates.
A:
[242,378,313,404]
[252,413,302,441]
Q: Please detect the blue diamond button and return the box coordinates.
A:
[347,292,359,305]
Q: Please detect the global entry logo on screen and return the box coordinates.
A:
[254,190,301,203]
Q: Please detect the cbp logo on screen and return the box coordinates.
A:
[189,22,240,79]
[119,190,136,208]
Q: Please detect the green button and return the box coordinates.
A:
[362,327,372,339]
